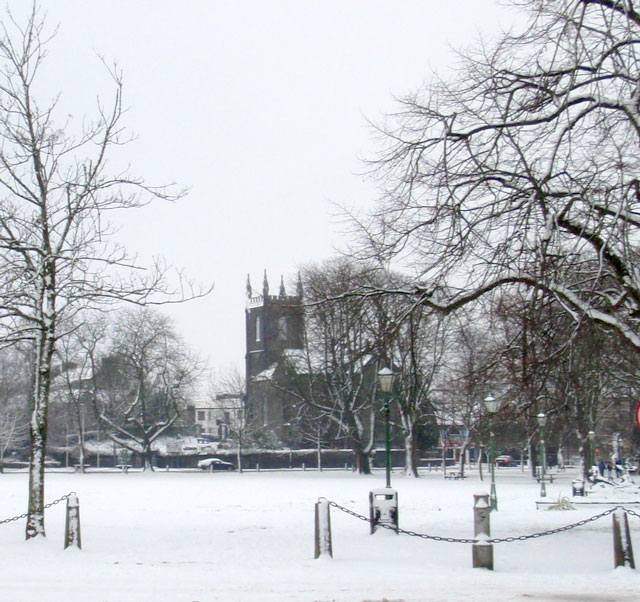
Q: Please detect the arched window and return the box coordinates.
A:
[278,316,288,341]
[255,316,261,342]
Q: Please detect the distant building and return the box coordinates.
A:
[189,393,243,442]
[245,271,304,444]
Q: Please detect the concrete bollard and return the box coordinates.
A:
[314,497,333,559]
[472,492,493,570]
[64,493,82,550]
[613,509,635,569]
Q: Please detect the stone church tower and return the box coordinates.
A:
[245,271,304,442]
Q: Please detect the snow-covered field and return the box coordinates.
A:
[0,467,637,602]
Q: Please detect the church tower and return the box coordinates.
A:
[245,271,304,380]
[245,271,304,441]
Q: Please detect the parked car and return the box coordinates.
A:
[495,455,514,466]
[197,457,235,471]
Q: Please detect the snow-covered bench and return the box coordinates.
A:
[445,471,464,480]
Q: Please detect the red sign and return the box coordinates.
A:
[635,401,640,431]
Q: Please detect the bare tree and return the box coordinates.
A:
[0,347,30,471]
[213,366,254,472]
[94,308,201,471]
[0,6,209,537]
[275,260,382,474]
[435,310,502,478]
[50,314,108,472]
[364,0,640,356]
[376,296,447,477]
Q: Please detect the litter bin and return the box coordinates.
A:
[571,479,585,496]
[369,487,398,534]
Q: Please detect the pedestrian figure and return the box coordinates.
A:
[606,461,613,479]
[599,460,605,476]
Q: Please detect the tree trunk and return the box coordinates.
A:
[353,446,371,474]
[26,325,55,539]
[236,438,243,473]
[459,443,468,477]
[142,444,154,471]
[529,441,537,478]
[403,428,418,477]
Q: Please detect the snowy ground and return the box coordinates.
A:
[0,467,638,602]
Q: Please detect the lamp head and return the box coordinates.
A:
[588,430,595,441]
[537,412,547,427]
[484,394,498,414]
[377,367,394,393]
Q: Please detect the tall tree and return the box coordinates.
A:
[95,308,200,471]
[0,7,207,538]
[0,347,30,471]
[275,260,382,474]
[365,0,640,353]
[374,295,446,477]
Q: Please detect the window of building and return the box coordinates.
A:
[196,410,206,422]
[255,316,261,342]
[278,316,287,341]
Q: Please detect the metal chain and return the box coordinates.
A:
[328,501,476,543]
[0,492,75,526]
[489,506,617,543]
[623,507,640,520]
[327,500,632,545]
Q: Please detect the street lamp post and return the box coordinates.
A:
[588,430,595,478]
[484,394,499,512]
[377,367,394,489]
[537,413,547,497]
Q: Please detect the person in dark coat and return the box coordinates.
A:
[598,460,605,476]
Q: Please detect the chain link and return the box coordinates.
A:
[623,507,640,520]
[328,500,636,544]
[0,492,75,526]
[489,506,617,543]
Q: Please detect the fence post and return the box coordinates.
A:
[472,492,493,570]
[613,509,635,569]
[314,497,333,559]
[64,493,82,550]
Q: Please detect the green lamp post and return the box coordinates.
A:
[588,430,595,477]
[377,367,394,488]
[484,394,499,512]
[537,412,547,497]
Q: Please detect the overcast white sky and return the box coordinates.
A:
[14,1,515,381]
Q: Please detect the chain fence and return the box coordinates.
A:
[328,500,638,544]
[0,492,75,527]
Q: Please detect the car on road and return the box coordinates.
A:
[197,457,235,471]
[495,455,514,466]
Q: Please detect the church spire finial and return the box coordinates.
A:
[296,271,303,299]
[263,269,269,297]
[279,275,286,297]
[246,273,252,299]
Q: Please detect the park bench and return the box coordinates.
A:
[445,471,464,480]
[535,471,554,483]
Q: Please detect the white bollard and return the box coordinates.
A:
[64,493,82,550]
[314,497,333,559]
[472,492,493,569]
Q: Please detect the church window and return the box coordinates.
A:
[255,316,261,342]
[278,316,288,340]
